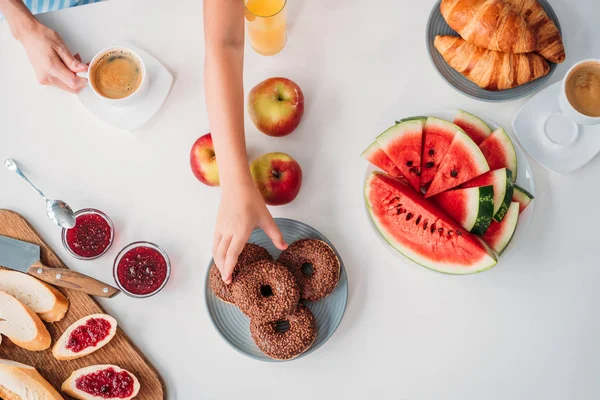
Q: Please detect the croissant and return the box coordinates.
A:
[440,0,538,53]
[503,0,565,63]
[434,35,550,90]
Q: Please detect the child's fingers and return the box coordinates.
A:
[215,235,232,277]
[222,236,246,284]
[261,216,288,251]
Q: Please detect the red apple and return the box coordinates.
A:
[248,77,304,137]
[190,133,219,186]
[250,152,302,206]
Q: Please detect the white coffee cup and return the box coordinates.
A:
[558,59,600,126]
[77,46,148,106]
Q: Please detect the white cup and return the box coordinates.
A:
[558,59,600,126]
[77,46,148,107]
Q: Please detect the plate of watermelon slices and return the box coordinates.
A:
[361,109,535,274]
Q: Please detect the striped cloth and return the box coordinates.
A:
[22,0,102,15]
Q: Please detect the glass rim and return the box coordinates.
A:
[113,241,171,299]
[243,0,287,18]
[61,208,114,261]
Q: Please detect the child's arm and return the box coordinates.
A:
[0,0,88,92]
[204,0,288,284]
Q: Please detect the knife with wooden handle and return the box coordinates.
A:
[0,235,119,298]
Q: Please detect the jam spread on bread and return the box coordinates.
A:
[66,213,112,258]
[116,246,167,295]
[67,318,112,353]
[75,367,134,398]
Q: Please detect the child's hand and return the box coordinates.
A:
[213,179,288,284]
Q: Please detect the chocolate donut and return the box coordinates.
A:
[277,239,340,301]
[232,260,300,322]
[250,302,316,360]
[209,243,272,304]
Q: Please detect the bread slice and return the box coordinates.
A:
[53,314,117,361]
[62,364,140,400]
[0,270,69,322]
[0,358,63,400]
[0,291,51,351]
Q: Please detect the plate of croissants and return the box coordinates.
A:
[427,0,566,101]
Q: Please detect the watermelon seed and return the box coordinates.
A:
[406,213,413,221]
[423,221,428,230]
[450,170,458,178]
[457,231,462,236]
[406,161,413,167]
[447,230,454,236]
[428,149,434,156]
[425,162,435,168]
[415,215,421,225]
[430,223,436,233]
[438,228,444,233]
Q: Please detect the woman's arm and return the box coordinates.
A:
[0,0,87,92]
[204,0,287,284]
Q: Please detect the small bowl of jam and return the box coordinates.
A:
[113,242,171,298]
[62,209,114,260]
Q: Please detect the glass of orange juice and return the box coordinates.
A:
[244,0,287,56]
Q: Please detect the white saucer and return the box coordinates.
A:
[77,44,173,132]
[512,81,600,174]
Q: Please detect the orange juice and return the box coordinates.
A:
[245,0,287,56]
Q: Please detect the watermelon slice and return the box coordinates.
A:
[361,141,404,179]
[433,185,494,235]
[365,172,497,274]
[479,127,517,181]
[454,109,493,145]
[482,202,519,255]
[420,117,464,188]
[513,184,534,214]
[425,130,489,198]
[376,120,423,192]
[462,168,514,222]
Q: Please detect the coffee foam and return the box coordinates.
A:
[566,62,600,117]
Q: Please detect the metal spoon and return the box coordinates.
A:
[4,159,76,229]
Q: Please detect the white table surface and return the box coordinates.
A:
[1,0,599,398]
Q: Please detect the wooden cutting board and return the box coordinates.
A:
[0,210,166,399]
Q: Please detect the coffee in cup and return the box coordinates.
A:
[565,61,600,118]
[90,50,143,99]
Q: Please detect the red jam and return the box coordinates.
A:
[66,318,112,353]
[66,213,112,258]
[75,367,134,399]
[117,246,168,295]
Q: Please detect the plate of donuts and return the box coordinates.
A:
[205,218,348,362]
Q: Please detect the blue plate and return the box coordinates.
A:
[426,0,561,102]
[205,218,348,362]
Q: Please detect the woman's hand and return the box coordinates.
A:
[17,21,88,93]
[213,177,288,284]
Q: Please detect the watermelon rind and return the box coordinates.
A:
[365,172,497,275]
[395,116,428,124]
[454,109,493,144]
[434,185,494,236]
[425,130,490,198]
[483,202,519,255]
[463,168,514,223]
[376,120,424,192]
[479,127,518,181]
[513,184,534,214]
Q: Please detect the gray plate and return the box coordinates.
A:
[426,0,561,102]
[205,218,348,362]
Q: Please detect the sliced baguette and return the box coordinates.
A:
[62,364,140,400]
[0,291,51,351]
[53,314,117,361]
[0,270,69,322]
[0,358,63,400]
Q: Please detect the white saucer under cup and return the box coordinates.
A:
[77,44,174,132]
[512,59,600,174]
